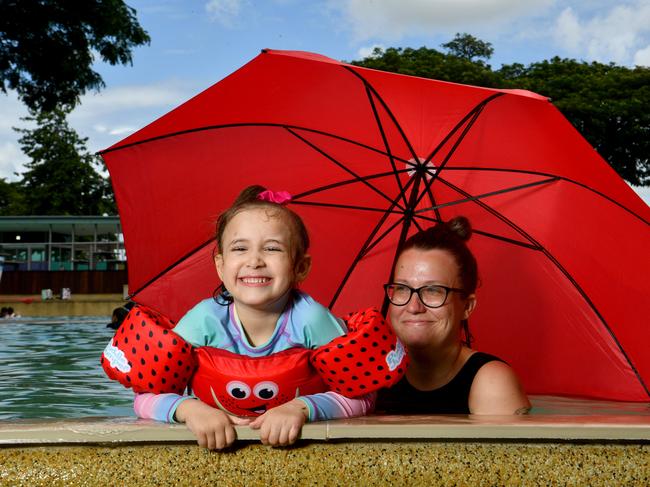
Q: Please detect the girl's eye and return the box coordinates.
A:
[264,246,283,252]
[230,246,247,252]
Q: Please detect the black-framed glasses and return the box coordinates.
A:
[383,283,465,309]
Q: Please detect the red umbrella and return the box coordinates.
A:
[101,50,650,402]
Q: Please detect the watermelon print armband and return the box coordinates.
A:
[100,306,197,394]
[310,307,410,398]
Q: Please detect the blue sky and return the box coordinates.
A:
[1,0,649,203]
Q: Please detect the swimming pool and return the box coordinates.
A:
[0,317,134,420]
[1,317,649,421]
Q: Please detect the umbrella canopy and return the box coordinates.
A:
[101,50,650,402]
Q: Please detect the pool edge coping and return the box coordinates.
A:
[1,414,649,445]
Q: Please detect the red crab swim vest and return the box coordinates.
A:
[191,347,327,417]
[101,305,409,415]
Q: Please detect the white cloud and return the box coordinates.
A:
[0,142,27,181]
[0,80,197,180]
[0,93,30,136]
[205,0,246,26]
[552,1,650,65]
[629,184,650,207]
[357,44,386,59]
[332,0,555,40]
[554,7,582,51]
[65,80,197,153]
[72,82,190,119]
[633,45,650,66]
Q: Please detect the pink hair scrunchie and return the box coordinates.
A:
[258,190,292,205]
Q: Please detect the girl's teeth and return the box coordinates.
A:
[242,277,268,283]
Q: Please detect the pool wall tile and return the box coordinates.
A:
[1,442,648,486]
[1,416,649,486]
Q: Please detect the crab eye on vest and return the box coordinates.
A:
[253,381,279,400]
[226,380,251,399]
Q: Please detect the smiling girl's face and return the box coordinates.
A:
[215,207,309,316]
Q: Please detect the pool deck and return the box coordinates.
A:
[0,293,125,316]
[2,413,650,444]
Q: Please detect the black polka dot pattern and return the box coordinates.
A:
[310,307,408,398]
[100,305,197,395]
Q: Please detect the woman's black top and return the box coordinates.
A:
[375,352,504,414]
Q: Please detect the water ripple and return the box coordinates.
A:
[0,317,134,419]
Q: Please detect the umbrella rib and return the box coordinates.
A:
[437,176,650,397]
[341,66,420,163]
[328,186,412,310]
[414,97,496,210]
[284,127,404,210]
[358,215,407,259]
[424,94,503,168]
[291,200,402,214]
[415,176,560,216]
[292,169,411,200]
[294,170,417,215]
[126,237,216,300]
[100,123,406,159]
[415,213,540,250]
[362,84,409,208]
[440,166,650,226]
[424,183,442,222]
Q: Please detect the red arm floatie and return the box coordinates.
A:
[191,347,327,417]
[100,306,197,394]
[311,307,409,397]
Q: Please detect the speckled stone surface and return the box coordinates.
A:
[1,442,648,486]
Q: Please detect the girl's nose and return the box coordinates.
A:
[246,252,264,267]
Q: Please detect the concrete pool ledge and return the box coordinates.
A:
[2,416,649,486]
[2,414,650,445]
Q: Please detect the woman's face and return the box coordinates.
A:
[388,248,476,350]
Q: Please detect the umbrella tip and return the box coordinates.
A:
[261,48,269,54]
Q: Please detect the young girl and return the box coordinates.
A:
[134,185,375,449]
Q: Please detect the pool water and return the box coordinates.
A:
[0,317,134,420]
[1,318,649,421]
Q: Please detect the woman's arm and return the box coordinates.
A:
[468,361,531,415]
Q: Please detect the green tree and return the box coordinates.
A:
[351,45,501,88]
[441,33,494,63]
[499,58,650,185]
[14,107,116,215]
[0,177,26,215]
[0,0,150,111]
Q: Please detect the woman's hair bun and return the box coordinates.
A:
[445,216,472,242]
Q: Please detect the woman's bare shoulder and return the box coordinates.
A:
[468,359,531,415]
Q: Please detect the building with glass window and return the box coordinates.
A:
[0,216,127,295]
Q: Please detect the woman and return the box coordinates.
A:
[376,216,530,415]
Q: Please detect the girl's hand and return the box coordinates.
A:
[175,399,251,450]
[249,399,309,446]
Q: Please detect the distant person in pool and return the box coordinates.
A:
[375,216,530,415]
[2,306,19,318]
[107,304,132,329]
